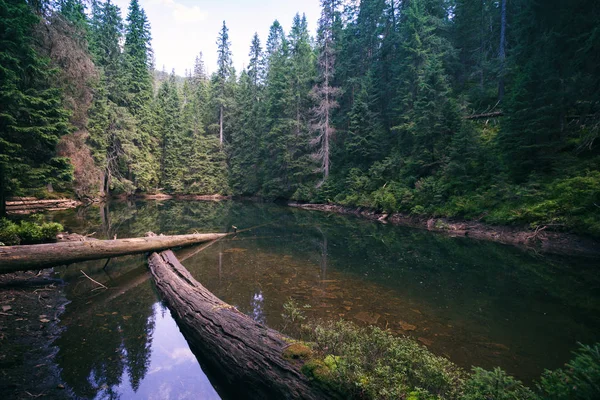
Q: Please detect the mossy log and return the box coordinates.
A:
[147,250,336,400]
[0,233,226,274]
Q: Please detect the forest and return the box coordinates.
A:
[0,0,599,237]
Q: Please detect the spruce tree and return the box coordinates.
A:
[391,0,459,179]
[215,21,232,146]
[155,72,183,192]
[229,35,266,195]
[0,0,72,215]
[123,0,153,116]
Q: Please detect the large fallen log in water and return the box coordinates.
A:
[0,233,226,274]
[6,198,82,214]
[148,250,336,400]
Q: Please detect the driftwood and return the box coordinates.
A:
[0,233,226,275]
[148,250,336,400]
[6,198,81,214]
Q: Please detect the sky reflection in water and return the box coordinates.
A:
[110,303,220,400]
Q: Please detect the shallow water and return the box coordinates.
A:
[48,200,600,398]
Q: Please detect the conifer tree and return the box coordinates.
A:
[391,0,459,179]
[215,21,233,146]
[123,0,153,116]
[229,35,266,195]
[0,0,72,215]
[155,72,183,192]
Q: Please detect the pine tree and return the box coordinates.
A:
[229,34,266,195]
[391,0,459,179]
[123,0,153,116]
[155,72,183,192]
[181,73,228,194]
[345,73,386,169]
[0,0,72,215]
[192,51,207,85]
[248,33,264,87]
[89,0,124,103]
[288,13,317,195]
[215,21,233,146]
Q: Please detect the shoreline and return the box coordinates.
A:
[289,203,600,258]
[6,195,599,258]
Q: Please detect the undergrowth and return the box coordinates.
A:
[292,317,600,400]
[0,216,63,246]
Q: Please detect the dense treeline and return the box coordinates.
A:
[1,0,599,236]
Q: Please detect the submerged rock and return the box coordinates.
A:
[353,311,381,325]
[399,321,417,331]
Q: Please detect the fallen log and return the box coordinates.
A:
[6,198,81,213]
[148,250,337,400]
[0,233,226,275]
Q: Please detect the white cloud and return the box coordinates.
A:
[154,0,207,23]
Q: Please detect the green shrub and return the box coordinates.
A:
[537,343,600,400]
[0,218,63,245]
[295,315,600,400]
[306,320,465,399]
[0,219,20,245]
[462,367,538,400]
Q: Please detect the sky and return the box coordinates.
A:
[109,0,322,76]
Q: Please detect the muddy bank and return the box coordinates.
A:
[289,203,600,258]
[0,270,69,399]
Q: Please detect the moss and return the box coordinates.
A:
[283,343,313,360]
[301,359,332,382]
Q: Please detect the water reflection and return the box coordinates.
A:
[251,291,266,324]
[54,256,220,399]
[47,200,600,389]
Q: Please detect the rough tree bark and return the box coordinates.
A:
[148,250,337,400]
[0,233,226,275]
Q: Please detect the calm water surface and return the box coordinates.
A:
[47,200,600,399]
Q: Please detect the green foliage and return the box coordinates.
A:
[281,297,307,327]
[301,317,600,400]
[307,319,465,399]
[462,367,538,400]
[538,343,600,400]
[0,0,73,208]
[0,218,63,245]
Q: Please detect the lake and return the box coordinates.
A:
[47,200,600,399]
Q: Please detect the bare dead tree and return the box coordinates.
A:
[311,0,341,184]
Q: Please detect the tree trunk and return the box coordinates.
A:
[0,163,6,218]
[147,250,338,400]
[0,233,226,275]
[219,105,224,146]
[498,0,507,101]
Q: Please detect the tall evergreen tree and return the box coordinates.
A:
[123,0,153,116]
[391,0,459,179]
[0,0,72,215]
[215,21,232,146]
[155,72,183,191]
